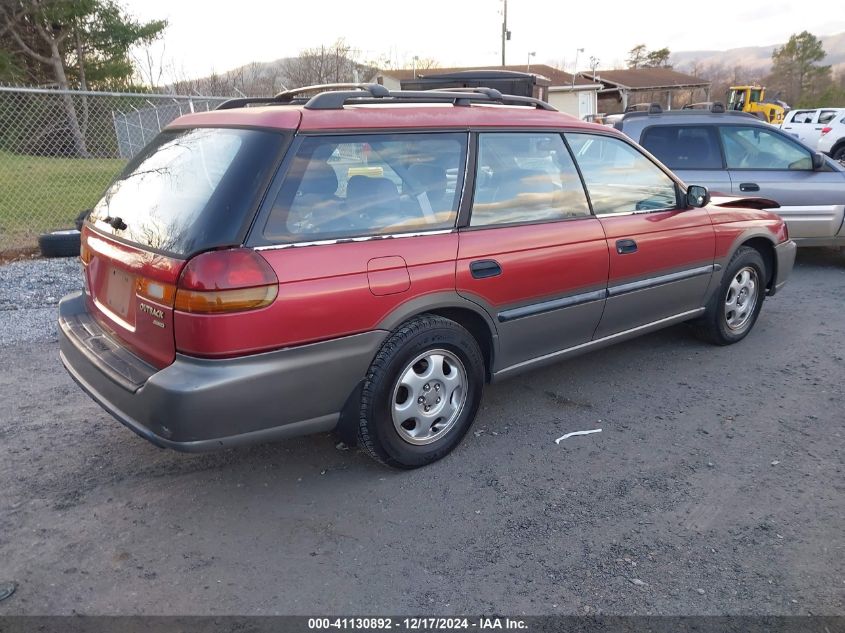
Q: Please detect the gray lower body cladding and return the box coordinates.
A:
[58,292,386,452]
[771,239,797,294]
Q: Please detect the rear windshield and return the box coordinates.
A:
[89,127,286,256]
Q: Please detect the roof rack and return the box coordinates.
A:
[274,83,389,101]
[617,104,758,123]
[216,83,557,112]
[216,83,388,110]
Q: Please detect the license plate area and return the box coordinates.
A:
[104,266,135,323]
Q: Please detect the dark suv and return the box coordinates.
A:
[59,85,795,468]
[615,103,845,248]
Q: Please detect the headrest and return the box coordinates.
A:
[300,162,338,195]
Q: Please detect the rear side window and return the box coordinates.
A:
[260,133,467,243]
[565,133,677,215]
[789,110,816,124]
[470,133,590,226]
[818,110,840,125]
[640,126,723,169]
[90,128,285,256]
[719,126,812,170]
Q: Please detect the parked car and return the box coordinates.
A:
[781,107,845,148]
[818,111,845,163]
[615,104,845,248]
[59,85,795,469]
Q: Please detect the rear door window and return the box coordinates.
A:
[789,110,817,124]
[89,127,286,256]
[640,125,723,170]
[257,133,468,243]
[565,133,678,215]
[818,110,841,125]
[469,133,590,226]
[719,126,813,170]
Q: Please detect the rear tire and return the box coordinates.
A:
[358,314,484,469]
[692,246,766,345]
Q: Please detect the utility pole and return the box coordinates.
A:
[501,0,510,66]
[571,47,584,87]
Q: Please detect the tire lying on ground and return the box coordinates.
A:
[38,229,81,258]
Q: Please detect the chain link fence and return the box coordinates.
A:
[0,86,229,253]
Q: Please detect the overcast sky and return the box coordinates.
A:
[124,0,845,81]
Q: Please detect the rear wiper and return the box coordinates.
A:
[106,216,127,231]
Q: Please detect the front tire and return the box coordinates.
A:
[358,315,484,469]
[693,246,767,345]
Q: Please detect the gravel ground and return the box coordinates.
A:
[0,249,843,616]
[0,258,80,346]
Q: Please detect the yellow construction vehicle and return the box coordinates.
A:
[726,86,787,124]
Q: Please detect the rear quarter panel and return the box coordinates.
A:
[174,234,461,357]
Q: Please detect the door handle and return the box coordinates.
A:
[470,259,502,279]
[739,183,760,192]
[616,239,638,254]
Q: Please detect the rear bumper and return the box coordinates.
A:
[769,239,797,295]
[59,292,386,452]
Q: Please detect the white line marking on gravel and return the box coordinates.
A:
[555,428,602,444]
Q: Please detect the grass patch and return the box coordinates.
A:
[0,150,125,250]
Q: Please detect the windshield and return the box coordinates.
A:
[89,127,286,256]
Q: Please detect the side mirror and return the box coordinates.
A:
[812,152,825,170]
[686,185,710,208]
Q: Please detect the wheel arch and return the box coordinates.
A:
[424,306,495,382]
[375,292,498,383]
[739,236,777,290]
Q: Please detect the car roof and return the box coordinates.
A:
[166,84,614,134]
[614,109,768,135]
[168,102,611,133]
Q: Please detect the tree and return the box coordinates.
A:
[645,47,671,68]
[627,44,647,69]
[410,57,439,71]
[283,39,376,89]
[1,0,166,156]
[769,31,829,105]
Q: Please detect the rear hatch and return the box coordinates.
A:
[83,126,288,368]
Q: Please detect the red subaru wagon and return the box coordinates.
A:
[59,84,796,468]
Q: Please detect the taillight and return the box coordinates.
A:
[821,127,832,136]
[80,240,92,265]
[137,277,176,306]
[79,231,91,294]
[175,248,278,314]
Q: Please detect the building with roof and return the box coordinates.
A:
[580,68,711,113]
[372,64,602,119]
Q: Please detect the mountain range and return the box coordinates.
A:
[671,31,845,78]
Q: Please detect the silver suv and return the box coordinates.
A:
[616,105,845,248]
